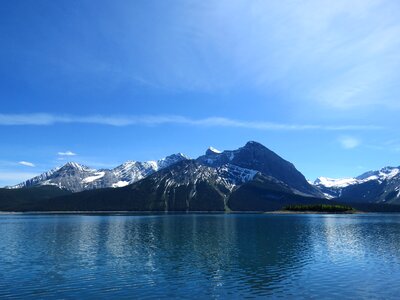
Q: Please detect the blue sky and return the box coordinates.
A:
[1,0,400,186]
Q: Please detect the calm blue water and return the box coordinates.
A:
[1,213,400,299]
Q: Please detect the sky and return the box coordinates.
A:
[1,0,400,186]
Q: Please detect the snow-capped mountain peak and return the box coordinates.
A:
[315,166,400,189]
[206,147,222,155]
[197,141,322,197]
[313,166,400,202]
[8,154,189,192]
[156,153,190,170]
[62,162,92,172]
[356,166,400,181]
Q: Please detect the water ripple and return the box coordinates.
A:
[0,213,400,299]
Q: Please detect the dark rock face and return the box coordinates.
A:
[126,160,230,211]
[197,141,322,197]
[339,178,400,205]
[339,180,386,203]
[228,177,324,211]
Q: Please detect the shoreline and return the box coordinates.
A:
[264,210,362,214]
[0,210,373,215]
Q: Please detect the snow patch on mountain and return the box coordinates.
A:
[360,167,399,182]
[314,177,359,188]
[315,167,400,189]
[82,172,105,183]
[112,181,130,188]
[7,166,63,189]
[208,147,221,154]
[216,164,258,190]
[7,153,189,192]
[64,162,92,172]
[313,166,400,200]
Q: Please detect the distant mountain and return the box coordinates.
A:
[7,142,322,198]
[6,141,400,212]
[197,141,323,197]
[313,167,400,204]
[109,153,189,188]
[19,160,326,212]
[7,154,189,192]
[1,141,331,212]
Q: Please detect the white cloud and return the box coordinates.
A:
[338,136,361,149]
[18,161,35,167]
[58,151,77,156]
[0,113,60,125]
[0,113,383,131]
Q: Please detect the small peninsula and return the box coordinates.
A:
[274,204,357,214]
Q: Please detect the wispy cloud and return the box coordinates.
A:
[58,151,77,156]
[0,113,58,125]
[0,113,383,131]
[147,0,400,110]
[18,161,35,167]
[338,136,361,149]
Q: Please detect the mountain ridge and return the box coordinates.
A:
[7,153,189,192]
[197,141,322,197]
[3,141,400,211]
[313,166,400,204]
[1,141,330,212]
[12,160,327,212]
[7,142,321,197]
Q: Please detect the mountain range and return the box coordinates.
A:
[313,166,400,204]
[7,153,189,192]
[1,141,400,212]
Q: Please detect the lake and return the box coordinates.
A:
[0,213,400,299]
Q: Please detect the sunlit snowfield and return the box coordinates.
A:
[1,213,400,299]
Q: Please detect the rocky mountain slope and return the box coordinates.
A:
[1,141,329,211]
[7,154,189,192]
[7,142,322,198]
[20,160,325,212]
[7,141,400,211]
[197,141,323,197]
[313,167,400,204]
